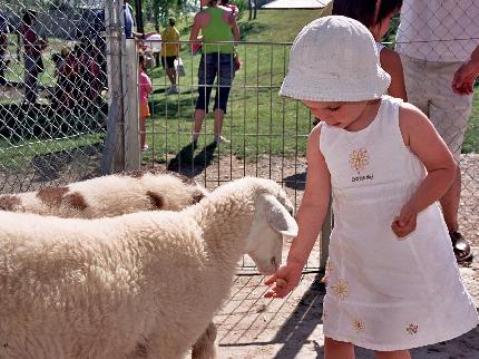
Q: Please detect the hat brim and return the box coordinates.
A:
[279,68,391,102]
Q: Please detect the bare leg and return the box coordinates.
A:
[213,109,225,138]
[375,350,411,359]
[191,322,217,359]
[166,68,177,87]
[193,109,206,143]
[139,117,147,150]
[324,337,355,359]
[440,166,461,232]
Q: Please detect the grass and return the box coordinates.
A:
[0,132,104,170]
[142,9,479,163]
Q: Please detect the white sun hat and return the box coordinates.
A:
[279,15,391,102]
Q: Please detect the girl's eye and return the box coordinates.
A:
[328,106,340,112]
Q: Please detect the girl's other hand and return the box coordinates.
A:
[264,261,304,299]
[391,203,418,238]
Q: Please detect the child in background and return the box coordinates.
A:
[265,16,477,359]
[139,52,153,151]
[161,17,181,94]
[333,0,407,101]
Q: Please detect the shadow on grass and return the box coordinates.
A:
[284,171,307,190]
[151,88,195,96]
[167,141,217,177]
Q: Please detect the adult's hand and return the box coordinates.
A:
[452,48,479,95]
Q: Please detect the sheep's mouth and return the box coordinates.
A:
[254,261,278,275]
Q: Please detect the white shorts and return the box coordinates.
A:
[400,55,473,161]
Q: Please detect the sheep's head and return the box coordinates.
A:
[245,189,298,275]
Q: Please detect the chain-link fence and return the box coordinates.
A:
[0,0,132,193]
[138,39,331,272]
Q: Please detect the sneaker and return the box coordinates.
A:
[215,135,230,145]
[450,231,473,264]
[141,144,149,151]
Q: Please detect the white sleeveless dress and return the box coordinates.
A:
[320,96,478,351]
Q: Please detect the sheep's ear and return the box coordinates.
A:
[260,194,298,237]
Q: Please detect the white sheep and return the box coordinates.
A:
[0,177,298,359]
[0,170,214,358]
[1,170,219,359]
[0,171,207,217]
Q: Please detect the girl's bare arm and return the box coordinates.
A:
[393,103,456,237]
[287,125,332,266]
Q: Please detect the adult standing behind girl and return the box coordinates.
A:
[333,0,407,101]
[265,16,477,359]
[190,0,240,146]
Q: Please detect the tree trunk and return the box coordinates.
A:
[253,0,257,19]
[248,0,253,20]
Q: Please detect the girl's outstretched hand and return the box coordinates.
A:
[391,203,418,238]
[264,261,304,299]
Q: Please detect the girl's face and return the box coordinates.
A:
[302,100,370,130]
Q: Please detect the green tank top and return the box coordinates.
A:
[202,7,234,54]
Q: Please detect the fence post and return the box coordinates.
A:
[101,0,126,174]
[124,39,140,170]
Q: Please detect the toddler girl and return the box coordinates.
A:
[139,52,153,151]
[265,16,477,359]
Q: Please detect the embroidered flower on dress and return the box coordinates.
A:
[406,323,419,335]
[352,319,365,333]
[331,280,349,300]
[349,148,369,174]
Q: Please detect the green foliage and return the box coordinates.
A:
[139,0,191,30]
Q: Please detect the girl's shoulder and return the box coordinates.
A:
[309,121,324,144]
[139,71,150,79]
[139,71,152,85]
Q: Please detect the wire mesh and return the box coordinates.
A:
[0,0,110,192]
[139,39,322,272]
[394,0,479,251]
